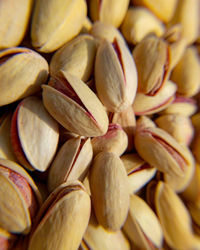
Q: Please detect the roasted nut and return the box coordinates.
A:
[11,96,59,172]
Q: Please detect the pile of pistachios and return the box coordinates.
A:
[0,0,200,249]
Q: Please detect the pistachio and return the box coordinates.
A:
[80,17,92,34]
[0,47,48,107]
[121,7,165,45]
[133,80,177,115]
[48,137,93,192]
[50,35,97,82]
[0,228,16,250]
[155,181,200,249]
[0,158,42,234]
[187,201,200,227]
[123,194,163,250]
[160,96,197,117]
[192,131,200,164]
[11,96,59,172]
[170,46,200,97]
[132,0,178,22]
[136,115,156,130]
[91,21,126,43]
[91,123,128,156]
[0,113,17,162]
[121,153,156,194]
[134,124,193,177]
[28,181,91,250]
[169,0,199,45]
[155,114,194,146]
[109,106,136,152]
[31,0,87,53]
[0,0,32,49]
[133,35,171,96]
[81,213,130,250]
[42,71,109,137]
[90,152,129,231]
[89,0,129,28]
[95,37,138,112]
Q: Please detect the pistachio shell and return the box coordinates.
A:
[31,0,87,52]
[80,17,92,34]
[171,46,200,97]
[0,48,48,107]
[91,21,126,43]
[95,38,138,112]
[132,35,171,96]
[90,0,129,28]
[135,125,193,177]
[121,154,156,193]
[0,113,17,161]
[81,213,130,250]
[48,137,93,192]
[110,106,136,152]
[91,124,128,156]
[0,228,16,250]
[133,80,177,115]
[0,158,42,234]
[121,7,165,44]
[28,181,91,250]
[132,0,178,22]
[169,0,199,45]
[11,96,59,172]
[50,35,97,82]
[90,152,129,231]
[42,71,109,137]
[155,114,194,146]
[188,202,200,227]
[192,131,200,164]
[123,194,163,249]
[155,181,200,249]
[0,0,32,49]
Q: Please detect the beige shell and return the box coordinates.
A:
[133,80,177,115]
[90,152,129,231]
[50,34,97,82]
[90,0,129,28]
[0,47,48,107]
[121,7,165,44]
[31,0,87,53]
[48,137,93,192]
[11,96,59,172]
[42,71,109,137]
[0,0,32,49]
[95,37,138,112]
[28,181,91,250]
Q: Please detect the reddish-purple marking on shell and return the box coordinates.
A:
[128,163,152,176]
[173,96,197,105]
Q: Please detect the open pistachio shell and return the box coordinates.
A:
[132,35,171,96]
[0,0,32,49]
[28,181,91,250]
[121,153,156,194]
[109,106,136,152]
[132,0,178,22]
[48,137,93,192]
[31,0,87,53]
[90,0,129,28]
[135,125,193,177]
[11,96,59,172]
[81,213,130,250]
[171,46,200,97]
[155,114,194,146]
[0,113,17,161]
[91,123,128,156]
[50,35,97,82]
[0,47,48,107]
[0,228,16,250]
[0,158,42,234]
[155,181,200,249]
[133,80,177,115]
[123,194,163,249]
[42,71,109,137]
[160,96,197,117]
[121,7,165,44]
[90,21,126,43]
[95,37,138,112]
[90,152,129,231]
